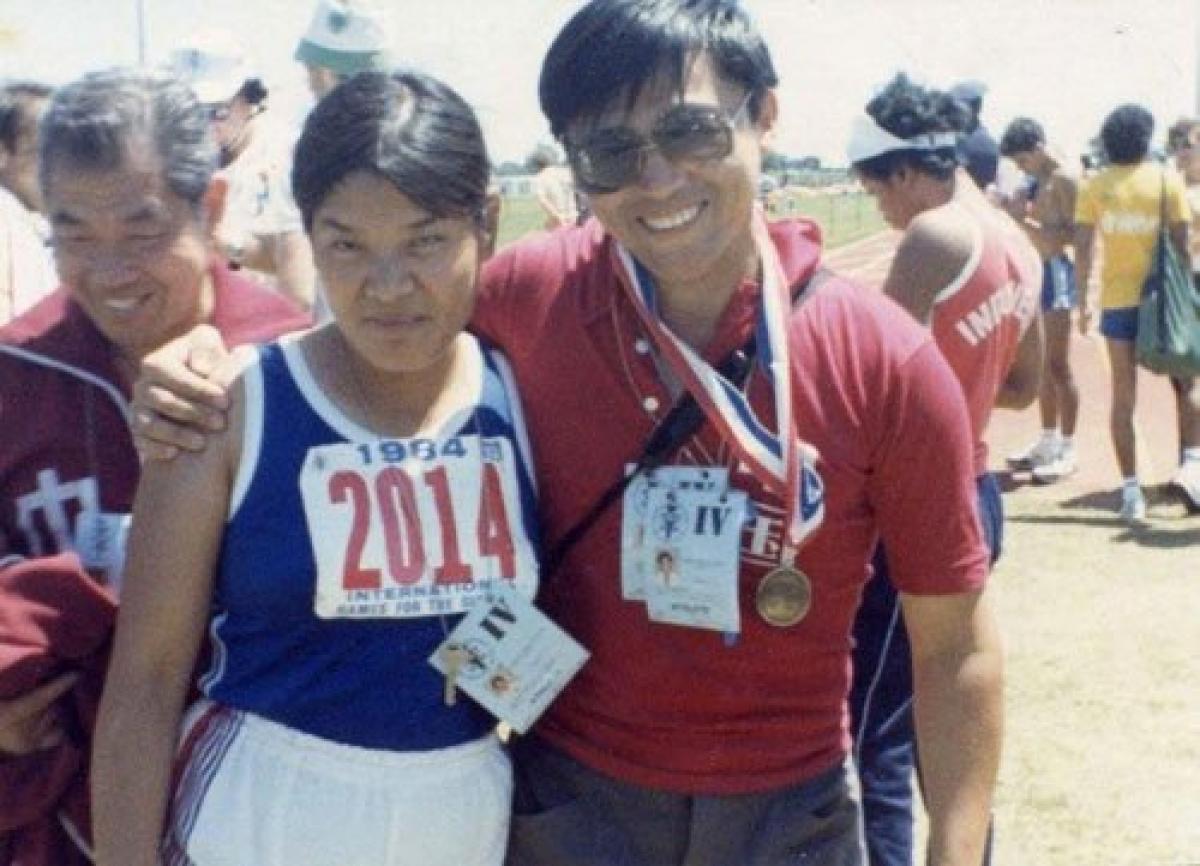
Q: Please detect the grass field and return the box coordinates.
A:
[495,190,886,250]
[827,231,1200,866]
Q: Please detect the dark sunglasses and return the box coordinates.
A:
[566,92,754,194]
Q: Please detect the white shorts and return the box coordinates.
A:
[163,701,511,866]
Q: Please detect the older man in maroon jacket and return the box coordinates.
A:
[0,68,309,865]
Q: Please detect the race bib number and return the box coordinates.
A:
[300,436,537,619]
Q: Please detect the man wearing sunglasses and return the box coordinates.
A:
[130,2,1000,864]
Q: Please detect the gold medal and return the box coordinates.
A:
[755,565,812,627]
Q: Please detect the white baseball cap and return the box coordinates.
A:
[294,0,390,77]
[170,29,255,105]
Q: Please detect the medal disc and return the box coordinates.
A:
[755,566,812,627]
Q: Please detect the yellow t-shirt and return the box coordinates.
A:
[1075,162,1191,309]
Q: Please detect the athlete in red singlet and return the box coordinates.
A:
[849,73,1042,866]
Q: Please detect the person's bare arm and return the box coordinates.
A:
[92,379,242,866]
[268,231,317,310]
[996,307,1043,409]
[902,587,1004,866]
[1036,173,1077,254]
[883,215,974,324]
[1073,224,1095,335]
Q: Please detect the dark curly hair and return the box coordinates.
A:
[1099,104,1153,165]
[999,117,1044,158]
[852,73,968,182]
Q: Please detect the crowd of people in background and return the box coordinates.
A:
[0,1,1196,865]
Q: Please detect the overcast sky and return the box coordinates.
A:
[1,0,1195,165]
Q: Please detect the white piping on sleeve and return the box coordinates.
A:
[0,343,131,429]
[932,217,984,306]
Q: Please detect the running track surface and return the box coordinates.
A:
[824,230,1185,507]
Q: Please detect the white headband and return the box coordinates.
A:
[846,113,959,165]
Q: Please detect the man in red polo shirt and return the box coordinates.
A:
[132,3,1003,864]
[0,68,308,865]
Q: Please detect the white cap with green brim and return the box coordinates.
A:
[294,0,390,77]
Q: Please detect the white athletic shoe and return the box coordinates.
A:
[1006,437,1059,471]
[1119,487,1147,524]
[1169,462,1200,513]
[1031,449,1078,485]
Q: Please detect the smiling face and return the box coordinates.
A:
[311,170,489,379]
[571,53,774,297]
[45,142,217,366]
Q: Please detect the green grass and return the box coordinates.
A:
[496,190,885,251]
[768,190,887,248]
[495,196,547,249]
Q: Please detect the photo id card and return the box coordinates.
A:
[620,465,727,601]
[429,582,589,734]
[642,486,748,634]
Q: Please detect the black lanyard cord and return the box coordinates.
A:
[540,267,829,580]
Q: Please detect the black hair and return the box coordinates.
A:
[236,78,269,107]
[538,0,777,140]
[0,80,53,154]
[1166,116,1198,153]
[292,71,489,231]
[38,68,216,207]
[999,116,1045,157]
[1099,104,1154,165]
[852,73,968,183]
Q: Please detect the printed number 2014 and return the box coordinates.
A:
[329,464,516,590]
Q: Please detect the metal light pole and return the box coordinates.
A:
[1195,0,1200,114]
[136,0,148,66]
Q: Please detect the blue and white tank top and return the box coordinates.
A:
[202,333,540,750]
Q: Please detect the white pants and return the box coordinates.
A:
[164,701,511,866]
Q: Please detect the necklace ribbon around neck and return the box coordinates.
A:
[612,211,825,561]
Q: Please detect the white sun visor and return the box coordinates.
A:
[846,114,959,166]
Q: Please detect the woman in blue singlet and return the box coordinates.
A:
[93,72,539,866]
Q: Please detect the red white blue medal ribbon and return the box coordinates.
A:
[614,212,824,559]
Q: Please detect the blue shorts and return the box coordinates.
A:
[1041,255,1077,312]
[1100,306,1139,341]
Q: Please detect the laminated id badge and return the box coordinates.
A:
[429,582,589,734]
[641,485,748,634]
[620,466,727,601]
